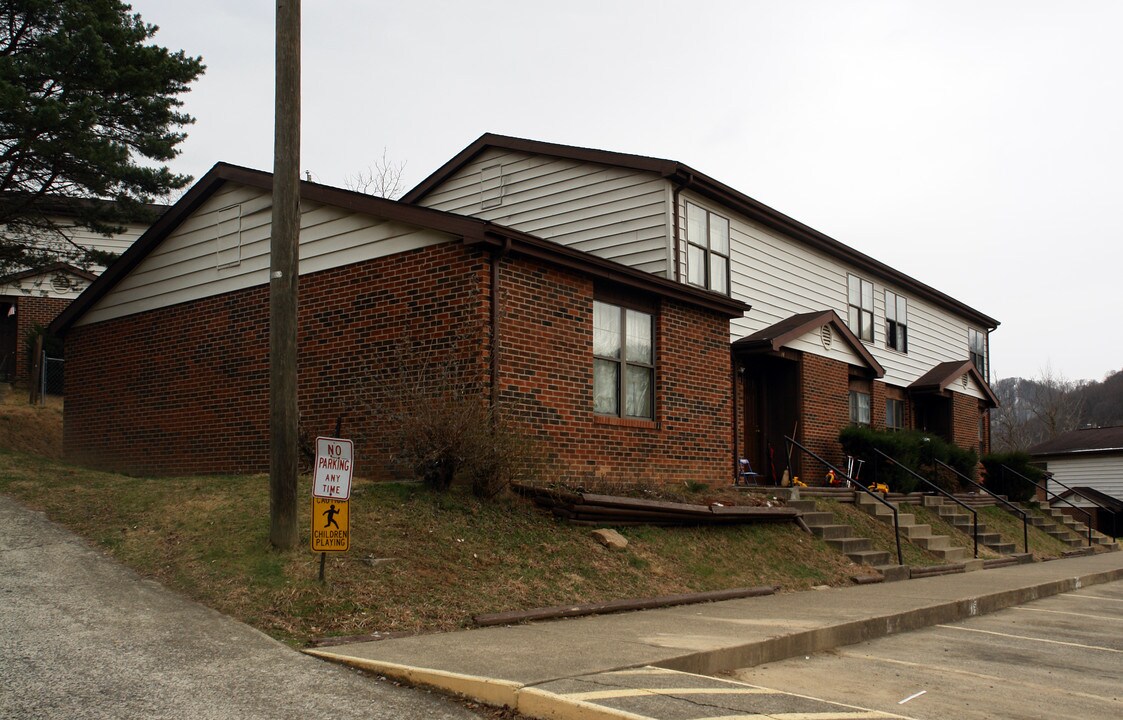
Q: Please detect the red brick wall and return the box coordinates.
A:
[15,296,71,381]
[65,241,735,484]
[952,392,985,456]
[800,353,851,472]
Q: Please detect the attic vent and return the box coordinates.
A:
[961,374,969,389]
[820,324,833,351]
[480,164,504,209]
[51,274,71,293]
[216,204,242,269]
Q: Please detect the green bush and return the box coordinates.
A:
[839,426,977,494]
[980,451,1042,502]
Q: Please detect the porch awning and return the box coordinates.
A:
[732,309,885,378]
[909,359,999,407]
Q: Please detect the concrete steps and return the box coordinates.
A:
[855,493,970,563]
[789,499,893,567]
[1041,507,1119,551]
[928,497,1017,555]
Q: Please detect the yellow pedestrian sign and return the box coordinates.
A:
[311,497,349,552]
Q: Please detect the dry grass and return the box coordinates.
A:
[0,386,63,458]
[0,394,872,645]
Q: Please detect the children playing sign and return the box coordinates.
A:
[313,437,353,500]
[311,437,353,555]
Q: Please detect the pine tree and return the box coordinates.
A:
[0,0,204,273]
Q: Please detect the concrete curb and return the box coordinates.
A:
[655,565,1123,674]
[304,562,1123,719]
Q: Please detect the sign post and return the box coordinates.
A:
[311,437,354,582]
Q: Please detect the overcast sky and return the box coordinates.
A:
[128,0,1122,383]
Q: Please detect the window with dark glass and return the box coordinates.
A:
[847,274,874,342]
[593,300,654,419]
[885,290,907,353]
[968,328,986,378]
[685,202,730,295]
[886,398,905,431]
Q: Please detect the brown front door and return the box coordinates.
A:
[743,355,800,483]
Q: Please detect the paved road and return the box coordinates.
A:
[0,496,478,720]
[732,579,1123,719]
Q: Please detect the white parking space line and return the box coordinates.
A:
[564,687,773,700]
[1010,606,1122,622]
[935,624,1123,653]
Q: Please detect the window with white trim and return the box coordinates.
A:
[849,390,871,426]
[968,328,986,378]
[685,202,730,295]
[885,290,907,353]
[847,274,874,342]
[593,300,655,419]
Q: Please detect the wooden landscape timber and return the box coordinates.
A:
[513,484,805,528]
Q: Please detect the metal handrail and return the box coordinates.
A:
[1001,464,1093,547]
[871,449,978,558]
[935,459,1029,554]
[1041,472,1118,541]
[785,436,903,566]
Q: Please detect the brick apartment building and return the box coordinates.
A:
[54,136,999,484]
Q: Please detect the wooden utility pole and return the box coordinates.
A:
[269,0,301,549]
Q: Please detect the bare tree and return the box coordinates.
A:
[344,148,406,199]
[1031,363,1086,440]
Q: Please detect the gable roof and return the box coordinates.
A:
[1029,426,1123,457]
[51,163,748,336]
[1054,486,1123,511]
[732,309,885,378]
[0,262,97,285]
[404,133,999,331]
[909,359,999,407]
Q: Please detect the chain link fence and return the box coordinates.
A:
[41,354,64,400]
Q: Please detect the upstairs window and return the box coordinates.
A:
[685,202,730,295]
[885,290,908,353]
[968,328,987,379]
[847,274,874,342]
[593,300,655,419]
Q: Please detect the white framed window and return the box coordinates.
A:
[968,328,987,378]
[885,290,908,353]
[847,274,874,342]
[593,300,655,419]
[685,202,730,295]
[849,390,871,426]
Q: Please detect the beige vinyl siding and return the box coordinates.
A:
[1045,455,1123,502]
[677,191,978,387]
[76,183,456,326]
[0,270,91,300]
[787,327,864,366]
[418,148,671,276]
[60,219,149,261]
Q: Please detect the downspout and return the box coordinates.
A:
[670,172,695,284]
[731,355,740,483]
[490,237,512,413]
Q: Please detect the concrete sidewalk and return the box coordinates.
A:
[308,552,1123,718]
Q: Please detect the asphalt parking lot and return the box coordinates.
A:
[731,578,1123,719]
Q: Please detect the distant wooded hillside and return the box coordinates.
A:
[992,368,1123,451]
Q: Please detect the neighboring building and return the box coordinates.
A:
[1029,426,1123,535]
[0,201,157,383]
[403,134,999,477]
[0,263,97,381]
[51,164,747,479]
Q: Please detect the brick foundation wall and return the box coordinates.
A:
[65,241,735,483]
